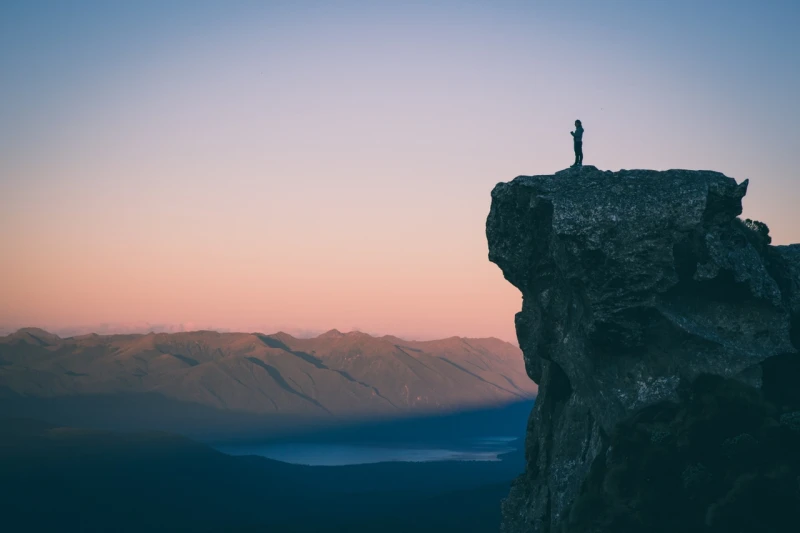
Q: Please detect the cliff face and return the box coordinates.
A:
[487,166,800,532]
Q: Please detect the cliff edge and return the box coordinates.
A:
[487,166,800,532]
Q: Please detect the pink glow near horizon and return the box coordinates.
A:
[2,2,799,343]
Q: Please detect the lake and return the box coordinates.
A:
[215,436,519,466]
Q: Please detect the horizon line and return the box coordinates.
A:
[2,325,517,345]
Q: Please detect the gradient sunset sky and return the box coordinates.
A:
[1,0,799,342]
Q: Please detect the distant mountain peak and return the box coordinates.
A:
[7,328,62,347]
[14,327,56,336]
[317,329,371,339]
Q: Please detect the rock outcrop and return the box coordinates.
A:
[487,166,800,532]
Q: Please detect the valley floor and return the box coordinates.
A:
[0,405,532,533]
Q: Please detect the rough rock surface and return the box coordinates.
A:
[486,166,800,532]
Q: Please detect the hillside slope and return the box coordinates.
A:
[0,329,535,425]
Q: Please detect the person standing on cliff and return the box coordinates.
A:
[570,120,584,167]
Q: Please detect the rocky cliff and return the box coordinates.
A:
[487,166,800,532]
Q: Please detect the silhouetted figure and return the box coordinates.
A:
[570,120,584,167]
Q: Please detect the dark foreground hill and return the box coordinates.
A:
[0,329,534,434]
[0,418,524,533]
[487,166,800,532]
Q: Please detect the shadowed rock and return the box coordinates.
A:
[486,166,800,532]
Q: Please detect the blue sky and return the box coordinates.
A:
[1,0,799,339]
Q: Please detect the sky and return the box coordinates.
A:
[1,0,799,342]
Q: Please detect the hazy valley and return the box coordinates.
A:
[0,418,528,532]
[0,327,537,531]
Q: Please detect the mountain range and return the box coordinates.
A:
[0,328,535,431]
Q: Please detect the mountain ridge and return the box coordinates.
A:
[2,326,513,346]
[0,328,536,429]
